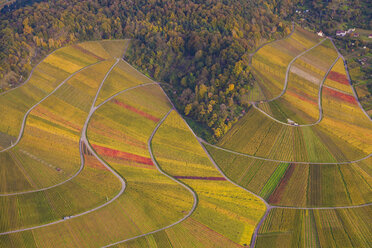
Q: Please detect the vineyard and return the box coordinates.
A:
[256,207,372,247]
[0,41,117,144]
[250,27,320,101]
[207,24,372,247]
[218,57,372,163]
[0,26,371,248]
[256,39,339,124]
[0,56,119,195]
[0,39,266,247]
[206,145,372,207]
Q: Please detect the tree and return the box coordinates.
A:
[199,84,208,98]
[184,103,192,116]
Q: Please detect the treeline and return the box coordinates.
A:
[0,0,296,141]
[293,0,371,32]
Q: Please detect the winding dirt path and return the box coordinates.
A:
[0,38,370,247]
[107,57,372,247]
[329,38,371,120]
[0,59,119,196]
[183,113,372,248]
[251,54,340,127]
[102,108,198,248]
[248,22,295,65]
[0,77,157,234]
[251,37,371,127]
[0,60,105,153]
[201,140,371,165]
[0,81,198,243]
[266,39,327,102]
[218,36,372,248]
[0,49,64,97]
[0,59,127,235]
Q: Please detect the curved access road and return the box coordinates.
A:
[200,138,372,248]
[210,37,372,248]
[0,59,119,196]
[201,139,371,165]
[0,39,130,152]
[250,26,325,103]
[0,60,106,153]
[251,54,340,127]
[0,59,127,235]
[179,111,372,248]
[253,38,371,128]
[265,38,327,103]
[117,43,371,248]
[102,108,198,248]
[0,48,65,97]
[122,55,372,247]
[248,22,295,65]
[151,100,271,248]
[0,79,156,234]
[247,38,328,126]
[0,82,198,242]
[0,136,126,235]
[0,38,130,97]
[328,38,371,120]
[102,93,268,248]
[194,120,270,248]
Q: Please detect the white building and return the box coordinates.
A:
[336,30,347,37]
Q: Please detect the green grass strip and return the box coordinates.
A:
[259,162,290,199]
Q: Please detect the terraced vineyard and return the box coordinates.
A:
[250,27,320,101]
[256,39,339,124]
[0,40,266,247]
[204,25,372,247]
[0,26,371,248]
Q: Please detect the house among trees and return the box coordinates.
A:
[369,34,372,39]
[336,30,347,36]
[317,31,324,37]
[336,28,356,37]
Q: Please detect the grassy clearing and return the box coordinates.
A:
[100,40,129,59]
